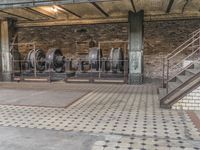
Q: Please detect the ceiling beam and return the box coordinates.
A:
[0,9,33,21]
[24,7,56,19]
[130,0,136,13]
[166,0,174,13]
[90,2,109,17]
[0,0,118,9]
[17,17,126,27]
[16,14,200,28]
[57,5,82,18]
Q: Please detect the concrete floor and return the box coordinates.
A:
[0,82,199,150]
[0,89,87,107]
[0,126,104,150]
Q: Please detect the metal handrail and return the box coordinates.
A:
[167,30,200,58]
[189,28,200,36]
[168,36,200,60]
[162,28,200,92]
[167,47,200,82]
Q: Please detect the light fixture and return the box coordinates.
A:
[51,6,58,12]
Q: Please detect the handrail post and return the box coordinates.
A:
[192,32,194,52]
[198,33,200,59]
[162,57,165,88]
[166,59,169,94]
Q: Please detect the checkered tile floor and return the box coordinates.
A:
[0,83,199,150]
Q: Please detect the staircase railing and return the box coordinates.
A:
[162,28,200,93]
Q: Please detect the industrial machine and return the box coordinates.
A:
[108,48,124,73]
[12,46,126,82]
[88,47,102,71]
[26,49,46,72]
[46,48,65,73]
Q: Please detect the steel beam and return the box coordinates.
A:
[17,17,127,27]
[90,2,109,17]
[16,13,200,27]
[0,9,33,21]
[0,0,117,9]
[182,0,189,13]
[130,0,136,13]
[166,0,174,13]
[57,5,82,18]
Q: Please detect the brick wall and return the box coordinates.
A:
[172,86,200,110]
[17,19,200,79]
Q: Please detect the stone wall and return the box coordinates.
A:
[172,86,200,110]
[17,19,200,79]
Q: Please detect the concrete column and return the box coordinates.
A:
[128,10,144,84]
[0,19,12,81]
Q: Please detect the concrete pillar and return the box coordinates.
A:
[0,19,14,81]
[128,10,144,84]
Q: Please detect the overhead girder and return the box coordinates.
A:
[16,14,200,28]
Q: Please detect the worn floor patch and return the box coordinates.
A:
[187,111,200,132]
[0,89,87,108]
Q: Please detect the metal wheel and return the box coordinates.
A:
[109,48,124,73]
[46,48,65,73]
[88,47,102,71]
[26,49,46,72]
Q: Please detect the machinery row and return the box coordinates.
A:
[13,47,125,76]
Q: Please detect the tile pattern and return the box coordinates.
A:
[173,86,200,110]
[0,83,199,150]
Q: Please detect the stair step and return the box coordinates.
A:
[186,69,199,75]
[176,75,192,83]
[194,62,200,69]
[168,81,181,92]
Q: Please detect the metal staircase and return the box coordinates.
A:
[159,28,200,108]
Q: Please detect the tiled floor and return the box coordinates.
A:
[0,83,199,150]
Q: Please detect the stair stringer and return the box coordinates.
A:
[160,72,200,109]
[172,80,200,110]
